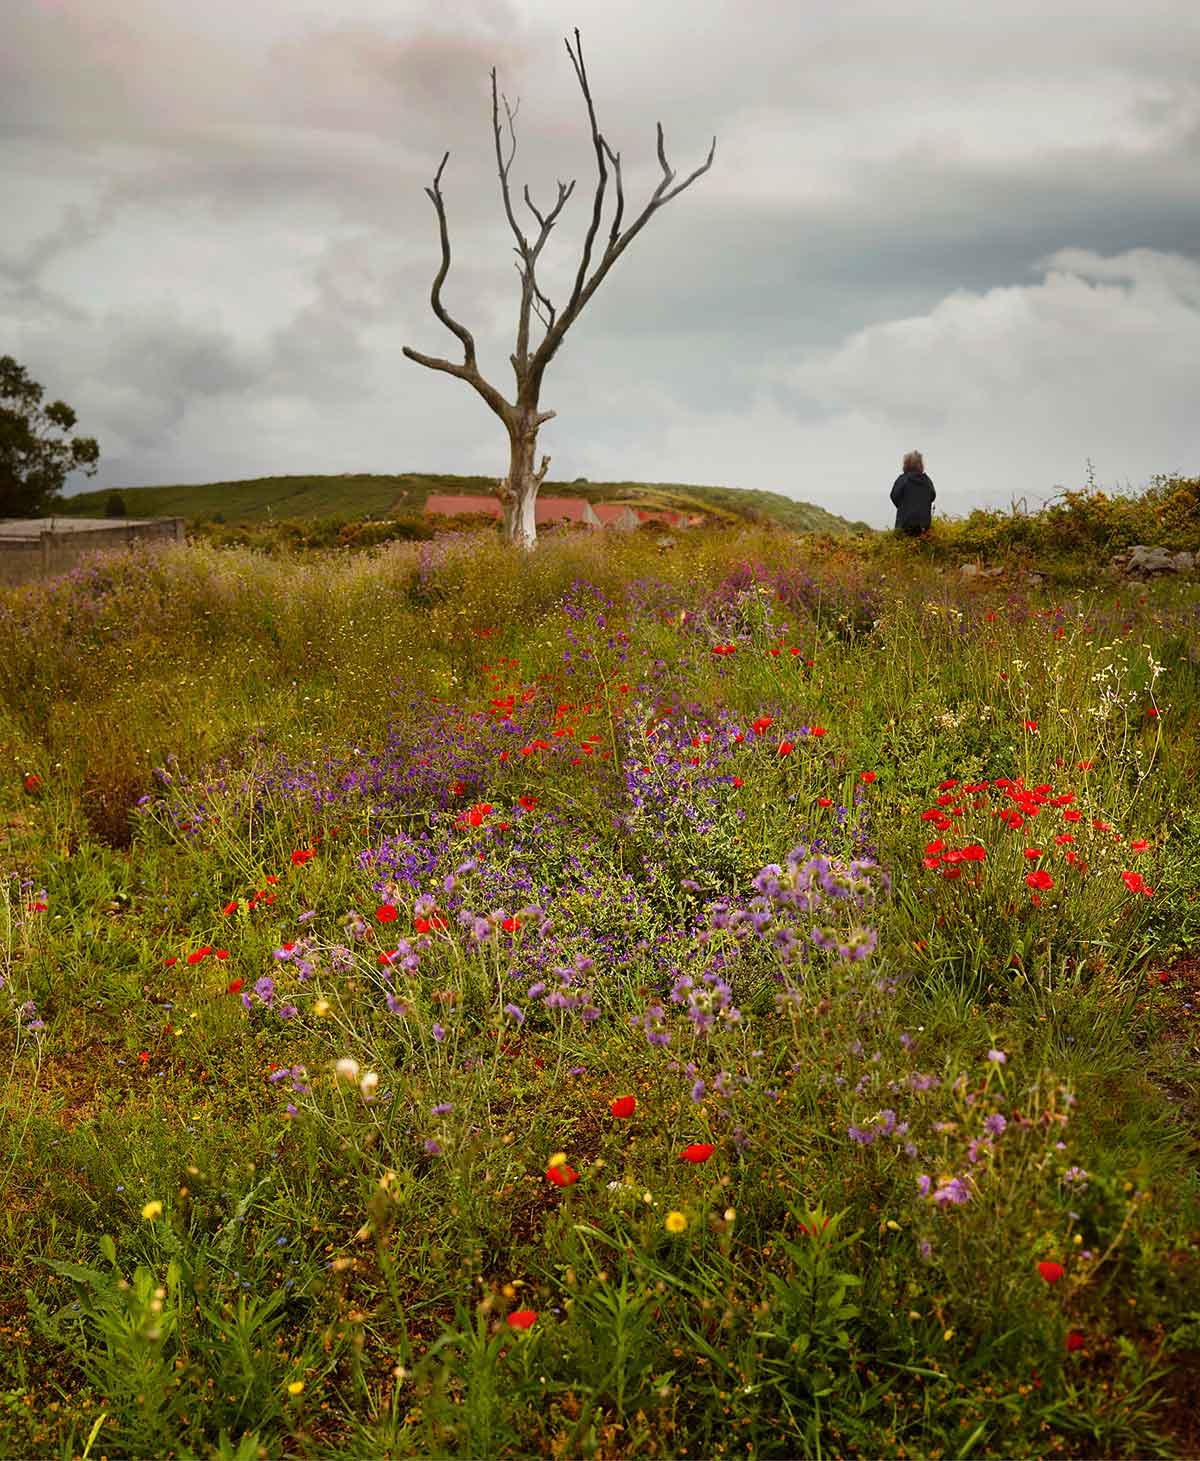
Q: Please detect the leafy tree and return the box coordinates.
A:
[104,491,127,518]
[403,29,715,550]
[0,354,100,518]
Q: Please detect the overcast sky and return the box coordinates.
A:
[3,0,1198,526]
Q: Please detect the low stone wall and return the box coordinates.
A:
[0,518,186,588]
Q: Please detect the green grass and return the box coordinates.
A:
[1,521,1198,1459]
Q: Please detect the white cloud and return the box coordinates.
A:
[755,248,1200,522]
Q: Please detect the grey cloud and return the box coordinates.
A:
[3,0,1198,517]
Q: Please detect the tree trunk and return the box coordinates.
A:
[500,414,549,551]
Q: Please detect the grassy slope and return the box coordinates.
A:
[62,472,867,535]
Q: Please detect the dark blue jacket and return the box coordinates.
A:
[891,471,936,531]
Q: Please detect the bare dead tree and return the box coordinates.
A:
[402,29,716,549]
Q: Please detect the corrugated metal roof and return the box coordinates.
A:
[0,517,170,536]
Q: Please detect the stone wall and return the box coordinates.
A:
[0,518,186,588]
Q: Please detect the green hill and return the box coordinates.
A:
[62,472,866,535]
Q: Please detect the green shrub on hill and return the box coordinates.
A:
[936,475,1199,564]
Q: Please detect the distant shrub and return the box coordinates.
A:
[917,473,1199,567]
[104,491,126,518]
[340,516,436,547]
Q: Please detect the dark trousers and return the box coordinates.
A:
[897,523,928,537]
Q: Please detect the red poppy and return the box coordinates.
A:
[138,1050,150,1063]
[680,1143,715,1164]
[1023,848,1043,859]
[507,1310,538,1329]
[215,949,229,960]
[752,716,773,736]
[186,946,212,965]
[518,795,537,809]
[860,771,877,784]
[1037,1260,1064,1284]
[227,979,244,994]
[1147,707,1158,717]
[1066,1330,1086,1352]
[778,740,794,756]
[164,956,177,966]
[376,905,398,923]
[1054,834,1074,845]
[1121,870,1145,892]
[1129,839,1148,852]
[23,773,42,791]
[450,780,467,797]
[501,916,520,934]
[1076,760,1094,770]
[546,1163,578,1187]
[1062,810,1082,822]
[960,844,987,862]
[818,797,833,807]
[938,779,959,790]
[1026,871,1054,891]
[610,1095,637,1119]
[222,900,239,916]
[378,949,398,966]
[731,777,743,788]
[414,917,432,934]
[291,849,315,865]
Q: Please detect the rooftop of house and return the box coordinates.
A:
[0,517,171,536]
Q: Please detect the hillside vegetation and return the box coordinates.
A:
[61,471,867,536]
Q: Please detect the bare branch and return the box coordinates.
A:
[410,151,480,370]
[527,36,716,398]
[522,183,548,233]
[491,71,527,255]
[401,345,512,423]
[600,138,624,246]
[656,121,672,183]
[516,255,558,334]
[561,28,610,321]
[404,147,517,424]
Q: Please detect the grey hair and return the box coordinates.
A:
[902,450,924,474]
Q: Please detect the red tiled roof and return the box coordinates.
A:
[424,493,501,518]
[591,502,637,527]
[535,497,598,524]
[424,493,603,526]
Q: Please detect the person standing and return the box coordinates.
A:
[891,450,936,535]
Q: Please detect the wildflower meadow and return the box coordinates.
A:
[1,518,1198,1459]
